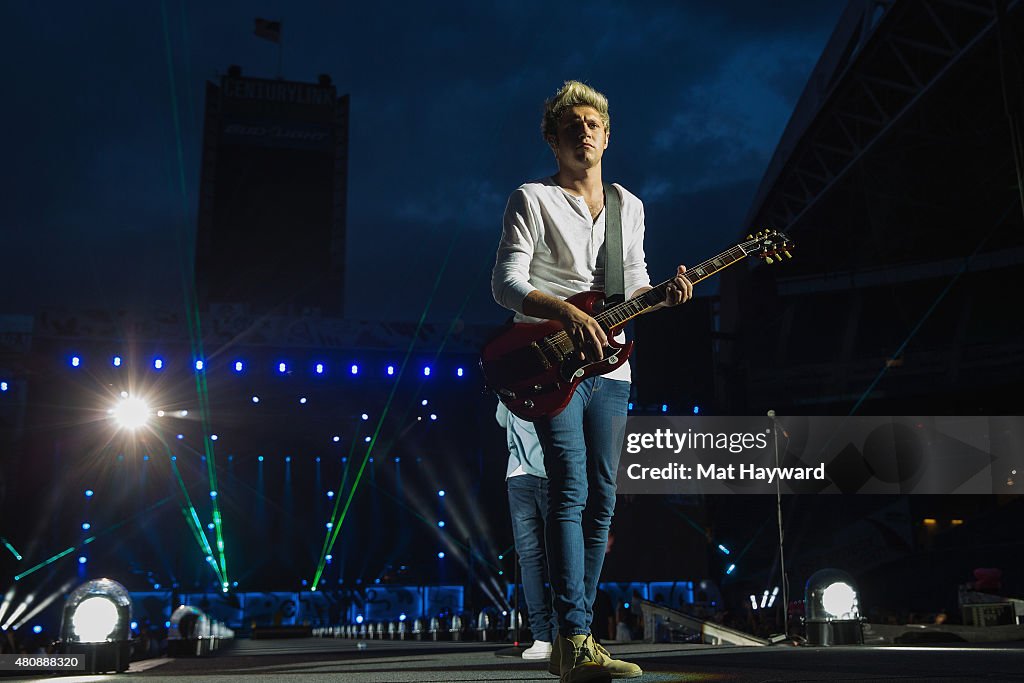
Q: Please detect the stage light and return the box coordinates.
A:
[258,456,264,462]
[661,404,668,412]
[438,521,445,527]
[768,586,779,608]
[234,361,244,373]
[749,594,758,610]
[33,624,42,634]
[209,491,217,498]
[207,523,214,530]
[437,552,445,559]
[315,457,320,463]
[693,405,700,414]
[333,436,340,442]
[78,556,87,564]
[112,396,150,430]
[718,544,731,555]
[421,399,428,406]
[157,410,165,417]
[624,602,630,609]
[154,584,160,590]
[195,360,204,371]
[82,523,90,531]
[355,615,364,624]
[457,367,464,377]
[498,555,503,560]
[438,490,445,497]
[726,564,736,574]
[361,413,369,420]
[430,414,437,421]
[85,490,94,498]
[153,358,163,370]
[176,434,184,440]
[387,365,395,375]
[112,356,121,367]
[179,409,188,417]
[278,362,287,373]
[805,568,863,646]
[59,579,132,672]
[327,491,334,498]
[315,363,324,374]
[326,523,332,529]
[424,366,431,376]
[130,621,138,631]
[300,397,307,404]
[399,613,407,622]
[143,455,149,461]
[285,456,291,463]
[252,396,259,403]
[326,555,332,562]
[350,364,359,375]
[0,381,7,392]
[364,436,371,442]
[923,518,937,526]
[71,356,81,367]
[210,434,218,441]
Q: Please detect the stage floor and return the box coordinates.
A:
[10,637,1024,682]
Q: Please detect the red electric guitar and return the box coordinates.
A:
[480,230,794,420]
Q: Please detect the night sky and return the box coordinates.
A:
[2,1,846,324]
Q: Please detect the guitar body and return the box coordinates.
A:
[479,291,633,421]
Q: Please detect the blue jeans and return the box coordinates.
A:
[507,474,558,643]
[534,377,630,637]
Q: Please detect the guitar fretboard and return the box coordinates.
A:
[593,244,749,331]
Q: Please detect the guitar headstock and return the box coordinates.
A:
[740,228,795,265]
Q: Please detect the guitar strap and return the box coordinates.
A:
[602,182,624,306]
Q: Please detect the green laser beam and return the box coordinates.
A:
[312,233,460,589]
[1,537,22,561]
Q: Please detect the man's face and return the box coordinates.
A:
[549,105,609,172]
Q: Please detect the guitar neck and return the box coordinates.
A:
[594,244,750,330]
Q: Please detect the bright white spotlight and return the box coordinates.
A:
[112,396,150,430]
[821,582,858,619]
[71,596,119,643]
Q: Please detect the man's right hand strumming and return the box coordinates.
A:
[522,290,608,362]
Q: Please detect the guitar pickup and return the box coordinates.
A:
[529,341,553,370]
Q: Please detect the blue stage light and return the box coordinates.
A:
[232,582,238,587]
[209,491,217,498]
[0,381,7,392]
[457,367,464,377]
[693,405,701,415]
[327,491,334,498]
[315,457,320,463]
[234,360,244,372]
[332,435,340,442]
[364,436,371,443]
[258,455,264,462]
[143,455,149,461]
[498,555,503,560]
[498,571,503,576]
[361,413,369,420]
[285,456,291,463]
[315,363,324,374]
[437,521,445,528]
[153,358,163,370]
[71,356,81,367]
[628,402,634,410]
[278,362,287,373]
[208,523,214,530]
[399,613,407,622]
[437,552,445,559]
[385,365,394,376]
[85,489,94,498]
[252,396,260,403]
[195,360,204,371]
[112,356,121,367]
[718,544,731,555]
[130,621,138,631]
[82,523,90,530]
[423,366,431,376]
[624,602,630,609]
[662,404,668,412]
[430,414,437,421]
[165,621,171,628]
[726,564,736,575]
[374,578,380,584]
[421,399,428,406]
[326,554,332,562]
[211,434,218,441]
[355,615,364,624]
[78,556,87,564]
[176,434,183,440]
[32,625,42,634]
[171,456,176,461]
[154,583,160,589]
[350,364,359,375]
[438,490,445,497]
[325,522,333,529]
[394,457,400,463]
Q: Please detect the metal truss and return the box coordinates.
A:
[755,0,1020,232]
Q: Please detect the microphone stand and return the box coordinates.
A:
[768,409,790,639]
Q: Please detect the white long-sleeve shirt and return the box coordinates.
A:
[491,176,652,382]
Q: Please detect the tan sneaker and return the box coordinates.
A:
[586,635,642,679]
[556,634,611,683]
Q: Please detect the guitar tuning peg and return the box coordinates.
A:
[746,234,753,240]
[765,256,774,264]
[784,250,793,259]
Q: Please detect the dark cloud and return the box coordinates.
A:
[1,1,846,322]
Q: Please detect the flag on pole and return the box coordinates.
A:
[254,18,282,43]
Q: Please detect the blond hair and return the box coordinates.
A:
[541,80,610,144]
